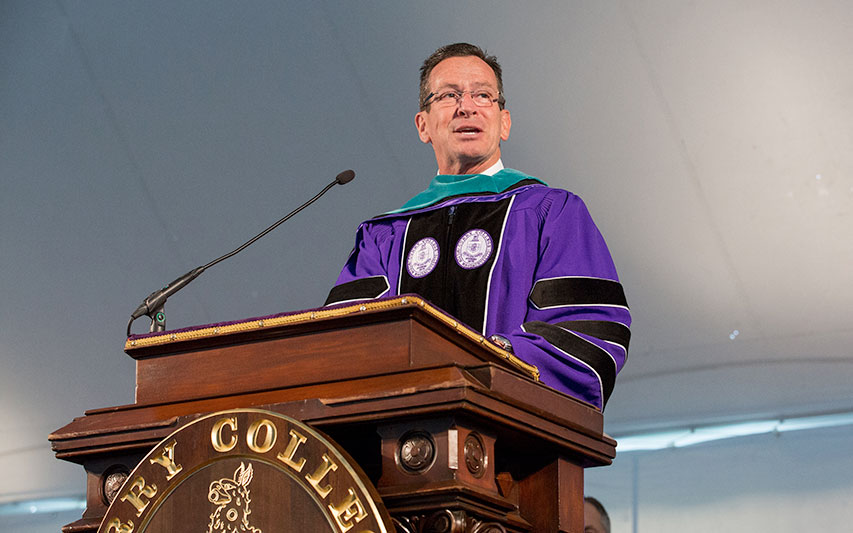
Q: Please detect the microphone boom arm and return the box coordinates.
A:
[127,170,355,337]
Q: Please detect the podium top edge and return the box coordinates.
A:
[124,295,540,381]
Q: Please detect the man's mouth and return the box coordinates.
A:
[454,126,482,135]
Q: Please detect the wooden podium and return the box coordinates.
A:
[51,297,616,533]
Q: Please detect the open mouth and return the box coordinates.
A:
[454,126,482,135]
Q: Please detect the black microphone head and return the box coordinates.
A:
[335,169,355,185]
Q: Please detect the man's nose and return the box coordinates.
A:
[456,92,478,114]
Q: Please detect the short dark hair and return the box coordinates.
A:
[584,496,611,533]
[418,42,505,111]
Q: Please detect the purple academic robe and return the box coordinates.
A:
[326,169,630,410]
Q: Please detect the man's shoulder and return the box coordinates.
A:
[505,174,583,209]
[501,168,579,197]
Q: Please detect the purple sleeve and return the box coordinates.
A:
[324,223,397,306]
[503,191,631,410]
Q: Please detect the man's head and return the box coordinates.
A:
[414,43,511,175]
[584,497,611,533]
[418,43,505,112]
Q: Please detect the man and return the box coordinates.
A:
[325,43,630,410]
[584,497,611,533]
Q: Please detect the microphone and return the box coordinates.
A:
[336,169,355,185]
[127,170,356,336]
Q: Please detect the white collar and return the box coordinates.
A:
[480,159,504,176]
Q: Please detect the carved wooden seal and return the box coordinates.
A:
[98,409,393,533]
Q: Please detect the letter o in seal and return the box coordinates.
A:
[455,229,493,269]
[407,237,439,278]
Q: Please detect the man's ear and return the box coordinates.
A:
[500,108,512,142]
[414,111,432,144]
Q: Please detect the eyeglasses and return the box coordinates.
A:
[422,89,505,109]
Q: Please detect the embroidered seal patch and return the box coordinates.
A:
[455,229,493,270]
[407,237,439,278]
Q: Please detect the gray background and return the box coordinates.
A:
[2,1,851,531]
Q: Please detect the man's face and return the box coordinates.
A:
[584,501,608,533]
[415,55,511,175]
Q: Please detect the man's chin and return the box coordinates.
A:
[453,146,495,162]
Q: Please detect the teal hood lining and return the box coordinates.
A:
[386,168,547,214]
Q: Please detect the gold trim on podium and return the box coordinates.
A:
[125,296,539,381]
